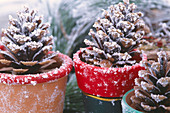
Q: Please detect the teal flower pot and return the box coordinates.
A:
[121,89,142,113]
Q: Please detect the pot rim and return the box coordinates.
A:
[74,48,147,72]
[122,89,142,113]
[0,52,73,85]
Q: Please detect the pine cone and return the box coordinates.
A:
[0,6,57,75]
[81,0,147,67]
[131,51,170,113]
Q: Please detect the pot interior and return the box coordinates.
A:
[125,90,134,108]
[125,90,143,112]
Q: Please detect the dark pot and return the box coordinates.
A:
[83,92,122,113]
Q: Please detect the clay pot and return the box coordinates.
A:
[73,48,147,113]
[0,53,73,113]
[121,89,142,113]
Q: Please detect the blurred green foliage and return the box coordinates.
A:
[40,0,169,112]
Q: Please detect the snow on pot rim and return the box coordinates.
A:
[73,48,147,97]
[0,52,73,85]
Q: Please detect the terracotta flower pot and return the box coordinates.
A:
[73,48,147,112]
[121,89,142,113]
[0,53,72,113]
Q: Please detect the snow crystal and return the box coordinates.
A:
[84,83,91,89]
[129,73,134,79]
[24,78,28,83]
[113,80,119,85]
[103,69,107,73]
[104,88,108,91]
[89,78,95,82]
[94,72,97,75]
[122,81,126,86]
[110,93,113,96]
[151,93,167,103]
[122,90,125,93]
[16,79,20,84]
[30,81,37,86]
[53,70,58,74]
[97,83,102,87]
[42,74,48,78]
[111,100,115,106]
[103,82,108,86]
[3,81,6,84]
[157,77,170,87]
[25,41,43,50]
[99,101,103,105]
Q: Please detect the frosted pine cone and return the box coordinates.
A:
[81,0,147,67]
[131,51,170,113]
[0,6,57,74]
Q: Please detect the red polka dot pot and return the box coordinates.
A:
[73,48,147,98]
[0,53,73,113]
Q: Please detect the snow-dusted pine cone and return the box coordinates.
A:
[80,0,147,67]
[131,51,170,113]
[0,6,56,75]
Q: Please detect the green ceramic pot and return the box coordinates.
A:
[82,92,122,113]
[121,89,142,113]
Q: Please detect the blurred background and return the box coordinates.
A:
[0,0,169,113]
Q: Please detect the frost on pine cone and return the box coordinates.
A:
[131,51,170,113]
[80,0,147,68]
[0,7,57,75]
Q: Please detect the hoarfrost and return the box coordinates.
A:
[122,80,126,86]
[42,74,48,78]
[111,100,115,106]
[84,83,91,89]
[99,101,103,105]
[30,81,37,86]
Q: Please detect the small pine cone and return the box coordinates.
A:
[131,51,170,113]
[0,6,56,74]
[81,0,148,67]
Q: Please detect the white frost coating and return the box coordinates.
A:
[135,78,140,86]
[42,74,48,78]
[30,81,37,86]
[141,81,154,92]
[83,69,89,78]
[89,78,94,82]
[97,83,102,87]
[151,93,167,103]
[103,81,108,86]
[84,83,91,89]
[122,80,126,86]
[111,100,115,106]
[99,101,103,105]
[25,41,43,49]
[129,72,134,79]
[113,80,119,85]
[157,77,170,87]
[141,102,156,111]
